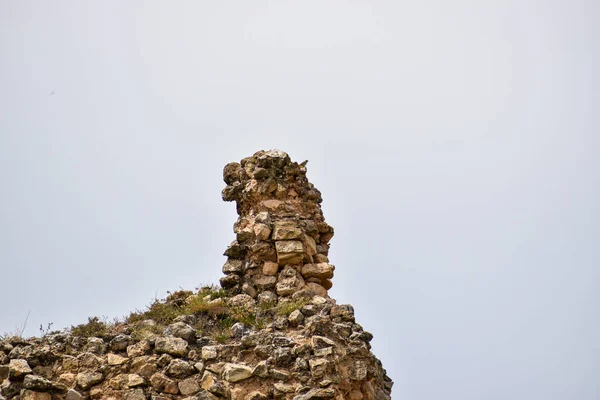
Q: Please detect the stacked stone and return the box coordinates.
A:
[0,301,393,400]
[220,150,335,300]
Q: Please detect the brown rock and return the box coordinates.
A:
[178,377,200,396]
[275,240,304,265]
[20,389,51,400]
[154,336,188,357]
[304,234,317,256]
[150,373,179,395]
[127,341,151,358]
[272,222,303,240]
[220,273,240,289]
[314,254,329,263]
[301,263,334,280]
[131,356,158,378]
[57,373,76,388]
[321,279,333,290]
[77,352,103,369]
[254,275,277,291]
[8,359,32,380]
[222,363,252,383]
[349,390,364,400]
[107,353,129,366]
[65,389,83,400]
[262,261,279,276]
[260,199,282,212]
[125,389,146,400]
[306,282,328,296]
[61,356,79,372]
[76,372,103,390]
[253,223,271,241]
[166,359,195,378]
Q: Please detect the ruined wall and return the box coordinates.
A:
[0,150,393,400]
[220,150,335,300]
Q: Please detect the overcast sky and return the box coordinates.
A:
[1,1,598,399]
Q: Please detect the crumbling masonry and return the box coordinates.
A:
[220,150,336,301]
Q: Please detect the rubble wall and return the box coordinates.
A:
[0,150,393,400]
[220,150,335,300]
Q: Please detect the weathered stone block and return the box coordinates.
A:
[154,337,188,357]
[222,259,243,274]
[20,389,51,400]
[301,263,334,280]
[262,261,279,276]
[306,282,327,296]
[272,222,303,240]
[275,241,304,265]
[8,359,31,381]
[222,363,252,382]
[254,275,277,291]
[253,223,271,241]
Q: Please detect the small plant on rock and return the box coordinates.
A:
[71,317,107,338]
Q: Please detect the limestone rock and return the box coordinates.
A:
[306,282,327,297]
[20,389,51,400]
[150,373,179,394]
[164,322,196,343]
[228,294,256,308]
[107,353,129,366]
[65,389,83,400]
[262,261,279,276]
[178,377,200,396]
[154,336,188,357]
[166,359,195,378]
[84,337,106,354]
[127,374,145,388]
[288,309,304,327]
[275,241,305,265]
[76,372,103,390]
[272,222,303,240]
[293,388,335,399]
[222,363,252,383]
[8,359,31,381]
[301,263,334,280]
[222,259,243,274]
[127,341,151,358]
[201,346,218,361]
[109,334,132,352]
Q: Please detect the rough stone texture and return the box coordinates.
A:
[220,150,336,298]
[222,363,253,383]
[0,150,392,400]
[154,337,188,357]
[164,322,196,344]
[76,372,103,390]
[20,390,51,400]
[8,359,31,381]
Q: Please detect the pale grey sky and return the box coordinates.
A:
[1,1,598,399]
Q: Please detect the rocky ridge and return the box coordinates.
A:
[0,150,393,400]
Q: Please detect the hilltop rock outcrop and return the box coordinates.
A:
[0,150,393,400]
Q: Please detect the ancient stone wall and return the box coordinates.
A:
[0,150,393,400]
[220,150,335,301]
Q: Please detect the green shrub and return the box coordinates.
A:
[71,317,107,338]
[127,300,181,326]
[275,298,309,316]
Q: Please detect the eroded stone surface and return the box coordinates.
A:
[0,150,393,400]
[220,150,335,298]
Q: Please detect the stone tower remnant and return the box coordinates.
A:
[0,149,394,400]
[220,150,336,300]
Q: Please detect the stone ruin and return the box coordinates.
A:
[0,150,394,400]
[220,150,336,301]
